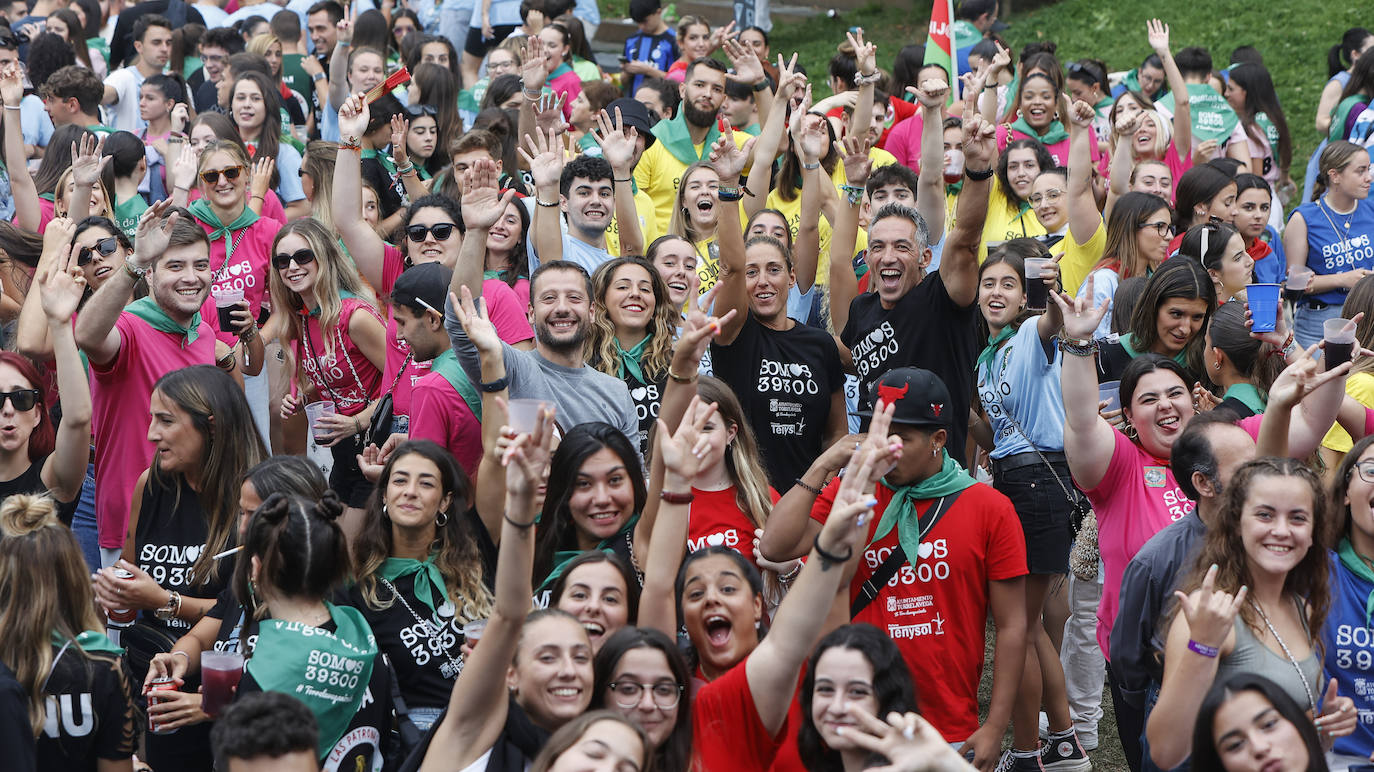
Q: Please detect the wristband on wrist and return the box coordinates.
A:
[2,104,20,111]
[660,490,694,505]
[813,535,853,568]
[312,71,327,83]
[667,366,697,384]
[479,375,509,393]
[965,167,995,181]
[801,160,820,170]
[504,513,536,528]
[1187,639,1220,658]
[751,80,770,92]
[124,261,148,280]
[793,477,823,496]
[853,70,882,86]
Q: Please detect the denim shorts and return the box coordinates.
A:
[992,459,1077,575]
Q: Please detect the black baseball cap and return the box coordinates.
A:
[391,262,453,315]
[605,98,657,148]
[855,368,952,429]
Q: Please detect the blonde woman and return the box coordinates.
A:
[667,161,723,294]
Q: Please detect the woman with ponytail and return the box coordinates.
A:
[231,491,394,769]
[1202,300,1285,419]
[1317,28,1374,136]
[0,494,137,770]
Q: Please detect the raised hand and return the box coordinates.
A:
[657,396,720,484]
[170,102,189,134]
[533,91,567,135]
[958,63,988,106]
[961,112,997,172]
[707,20,738,52]
[171,142,199,192]
[41,216,76,254]
[819,442,882,557]
[838,707,975,772]
[517,126,568,193]
[40,245,86,323]
[774,53,805,101]
[337,92,370,142]
[1050,273,1111,340]
[986,42,1012,76]
[835,134,874,188]
[857,399,903,484]
[0,62,21,107]
[1315,678,1358,739]
[1146,18,1171,54]
[846,28,877,77]
[1114,111,1142,140]
[336,2,355,45]
[71,133,111,187]
[390,114,410,166]
[592,106,639,174]
[786,83,813,147]
[708,124,755,181]
[521,36,548,89]
[452,285,503,356]
[1068,98,1095,129]
[721,37,765,86]
[1173,564,1246,652]
[907,78,949,110]
[249,157,275,199]
[131,200,179,269]
[673,285,737,370]
[460,158,517,231]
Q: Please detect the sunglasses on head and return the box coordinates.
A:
[0,389,41,412]
[405,223,457,243]
[200,165,244,185]
[75,236,120,266]
[405,104,438,118]
[272,248,316,270]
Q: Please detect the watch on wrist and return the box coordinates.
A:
[751,80,770,92]
[155,590,181,621]
[311,71,326,83]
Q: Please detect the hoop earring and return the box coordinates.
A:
[1123,420,1138,440]
[436,511,448,527]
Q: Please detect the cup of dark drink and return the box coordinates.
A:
[1283,268,1313,305]
[1246,283,1281,332]
[200,651,244,718]
[212,287,245,334]
[1023,257,1051,312]
[1324,317,1357,369]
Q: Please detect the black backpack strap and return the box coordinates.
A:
[849,487,968,619]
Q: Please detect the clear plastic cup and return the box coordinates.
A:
[1023,258,1051,312]
[1098,380,1121,413]
[506,399,550,435]
[462,619,487,644]
[200,651,244,717]
[1284,268,1313,305]
[1246,283,1281,333]
[303,400,337,441]
[1324,317,1357,369]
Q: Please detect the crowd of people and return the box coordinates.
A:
[5,0,1374,770]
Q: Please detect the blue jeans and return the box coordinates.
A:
[1140,680,1191,772]
[1294,301,1343,349]
[71,464,100,571]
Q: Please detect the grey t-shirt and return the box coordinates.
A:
[444,294,639,446]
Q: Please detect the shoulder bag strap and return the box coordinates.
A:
[850,487,967,619]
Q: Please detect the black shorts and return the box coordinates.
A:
[464,24,518,58]
[328,432,373,508]
[991,457,1078,575]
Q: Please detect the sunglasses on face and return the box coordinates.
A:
[200,165,244,185]
[272,248,316,270]
[405,223,457,243]
[75,236,120,266]
[0,389,41,412]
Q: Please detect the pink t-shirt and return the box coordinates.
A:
[196,215,282,345]
[90,313,216,548]
[884,111,926,171]
[1079,429,1195,656]
[548,68,582,120]
[293,297,384,417]
[409,372,482,475]
[188,188,287,223]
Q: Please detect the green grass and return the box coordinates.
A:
[765,0,1367,165]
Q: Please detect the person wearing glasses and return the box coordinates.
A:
[1077,191,1174,338]
[1033,100,1108,298]
[271,219,386,531]
[591,627,693,772]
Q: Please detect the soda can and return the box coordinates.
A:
[147,676,177,734]
[106,568,136,629]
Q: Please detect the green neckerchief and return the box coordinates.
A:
[976,325,1016,373]
[428,349,482,420]
[187,198,259,263]
[125,296,202,347]
[114,194,148,240]
[1187,83,1240,142]
[1255,112,1280,150]
[737,122,761,136]
[379,554,447,616]
[615,333,651,384]
[1009,115,1068,147]
[39,191,55,202]
[1338,537,1374,627]
[548,62,575,82]
[869,451,976,567]
[182,55,202,80]
[652,110,721,167]
[1222,383,1266,414]
[87,37,110,67]
[1093,95,1115,120]
[245,603,377,758]
[952,19,983,49]
[542,517,639,591]
[51,629,122,656]
[1331,95,1366,141]
[361,148,398,177]
[1116,332,1188,367]
[86,123,115,135]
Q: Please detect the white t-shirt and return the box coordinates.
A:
[102,66,147,133]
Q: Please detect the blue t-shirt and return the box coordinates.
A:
[474,0,521,28]
[274,142,306,203]
[623,30,678,95]
[20,93,52,149]
[977,318,1066,458]
[1295,197,1374,305]
[1323,550,1374,761]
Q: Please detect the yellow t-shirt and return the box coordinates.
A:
[1060,219,1107,298]
[973,179,1045,259]
[1323,372,1374,452]
[634,131,751,236]
[605,187,659,257]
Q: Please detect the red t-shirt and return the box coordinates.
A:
[687,485,779,569]
[692,656,787,771]
[809,478,1027,742]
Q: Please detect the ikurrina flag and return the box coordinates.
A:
[922,0,958,105]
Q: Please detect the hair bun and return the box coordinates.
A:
[255,493,292,525]
[316,491,345,523]
[0,494,58,537]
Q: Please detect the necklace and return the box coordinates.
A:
[1253,599,1316,711]
[1317,196,1355,235]
[380,577,464,677]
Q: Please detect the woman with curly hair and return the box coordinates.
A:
[587,256,677,456]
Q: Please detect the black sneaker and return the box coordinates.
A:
[995,750,1047,772]
[1040,735,1092,772]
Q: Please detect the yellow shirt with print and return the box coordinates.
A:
[1059,219,1107,297]
[634,131,751,236]
[972,178,1046,259]
[1323,372,1374,452]
[763,147,896,286]
[605,186,660,257]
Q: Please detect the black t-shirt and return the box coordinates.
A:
[209,585,255,655]
[193,80,220,113]
[840,271,979,455]
[36,643,137,771]
[0,661,34,772]
[283,92,307,129]
[398,697,549,772]
[346,573,468,711]
[362,155,405,219]
[0,459,78,524]
[712,314,844,491]
[133,473,232,640]
[586,357,664,458]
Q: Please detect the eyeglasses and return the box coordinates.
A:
[405,104,437,118]
[75,236,120,266]
[0,389,41,412]
[406,223,457,243]
[1028,189,1065,206]
[1355,461,1374,483]
[200,165,244,185]
[1138,220,1174,237]
[608,681,683,709]
[272,248,316,270]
